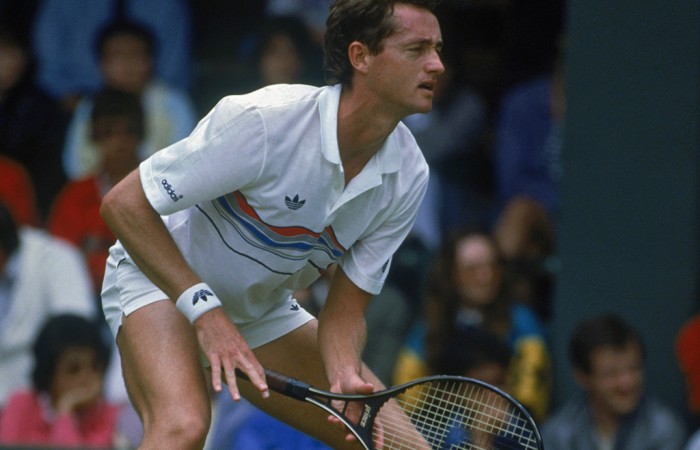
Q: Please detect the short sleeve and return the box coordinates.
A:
[140,96,267,215]
[340,162,429,295]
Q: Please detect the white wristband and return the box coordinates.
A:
[175,283,222,323]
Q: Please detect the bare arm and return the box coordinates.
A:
[100,169,269,399]
[317,266,372,386]
[317,266,377,441]
[100,169,198,299]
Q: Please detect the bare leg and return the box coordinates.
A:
[117,300,211,450]
[237,320,376,449]
[238,320,428,449]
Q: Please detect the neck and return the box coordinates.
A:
[336,85,400,184]
[589,400,621,439]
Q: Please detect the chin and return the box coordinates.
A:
[409,102,433,115]
[611,396,642,416]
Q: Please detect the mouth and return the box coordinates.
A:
[418,81,436,92]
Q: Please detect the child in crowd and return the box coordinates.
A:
[0,314,123,448]
[48,87,143,298]
[62,19,195,180]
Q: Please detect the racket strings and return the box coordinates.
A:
[374,380,540,449]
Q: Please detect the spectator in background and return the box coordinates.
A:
[62,19,196,180]
[265,0,333,45]
[253,15,324,88]
[0,314,123,448]
[440,325,512,389]
[0,155,39,227]
[0,202,95,411]
[542,313,686,450]
[491,37,566,322]
[0,22,67,223]
[32,0,191,111]
[439,326,526,449]
[49,88,143,300]
[393,228,551,422]
[676,313,700,449]
[235,14,324,95]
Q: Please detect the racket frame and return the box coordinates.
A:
[238,369,544,450]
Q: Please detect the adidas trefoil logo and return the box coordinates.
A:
[192,289,214,306]
[285,194,306,210]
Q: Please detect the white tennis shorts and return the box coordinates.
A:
[101,250,315,349]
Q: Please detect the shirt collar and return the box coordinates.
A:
[318,84,402,175]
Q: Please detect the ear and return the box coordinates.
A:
[347,41,370,75]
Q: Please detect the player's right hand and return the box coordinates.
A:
[194,308,269,401]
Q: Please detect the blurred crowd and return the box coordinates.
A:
[0,0,697,449]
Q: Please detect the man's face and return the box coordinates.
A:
[576,341,644,417]
[364,3,444,116]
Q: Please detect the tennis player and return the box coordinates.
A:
[100,0,443,448]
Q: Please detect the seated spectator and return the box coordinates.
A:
[676,313,700,450]
[542,313,686,449]
[492,38,565,260]
[0,314,123,448]
[265,0,332,45]
[0,155,39,227]
[439,326,530,449]
[247,14,324,89]
[48,87,143,298]
[32,0,192,111]
[0,22,68,222]
[0,202,95,411]
[62,19,196,179]
[438,324,513,391]
[393,228,552,422]
[491,38,566,321]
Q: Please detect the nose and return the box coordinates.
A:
[427,49,445,75]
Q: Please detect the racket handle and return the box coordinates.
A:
[235,368,311,401]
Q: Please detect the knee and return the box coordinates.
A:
[144,406,211,449]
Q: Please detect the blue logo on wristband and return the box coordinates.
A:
[192,289,214,306]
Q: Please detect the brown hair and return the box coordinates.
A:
[424,228,512,371]
[323,0,439,86]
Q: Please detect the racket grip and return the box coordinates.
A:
[235,368,311,400]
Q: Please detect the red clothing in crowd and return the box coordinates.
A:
[0,390,120,448]
[0,155,39,227]
[47,176,114,292]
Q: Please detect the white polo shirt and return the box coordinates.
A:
[135,83,428,324]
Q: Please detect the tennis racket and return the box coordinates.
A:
[237,368,543,450]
